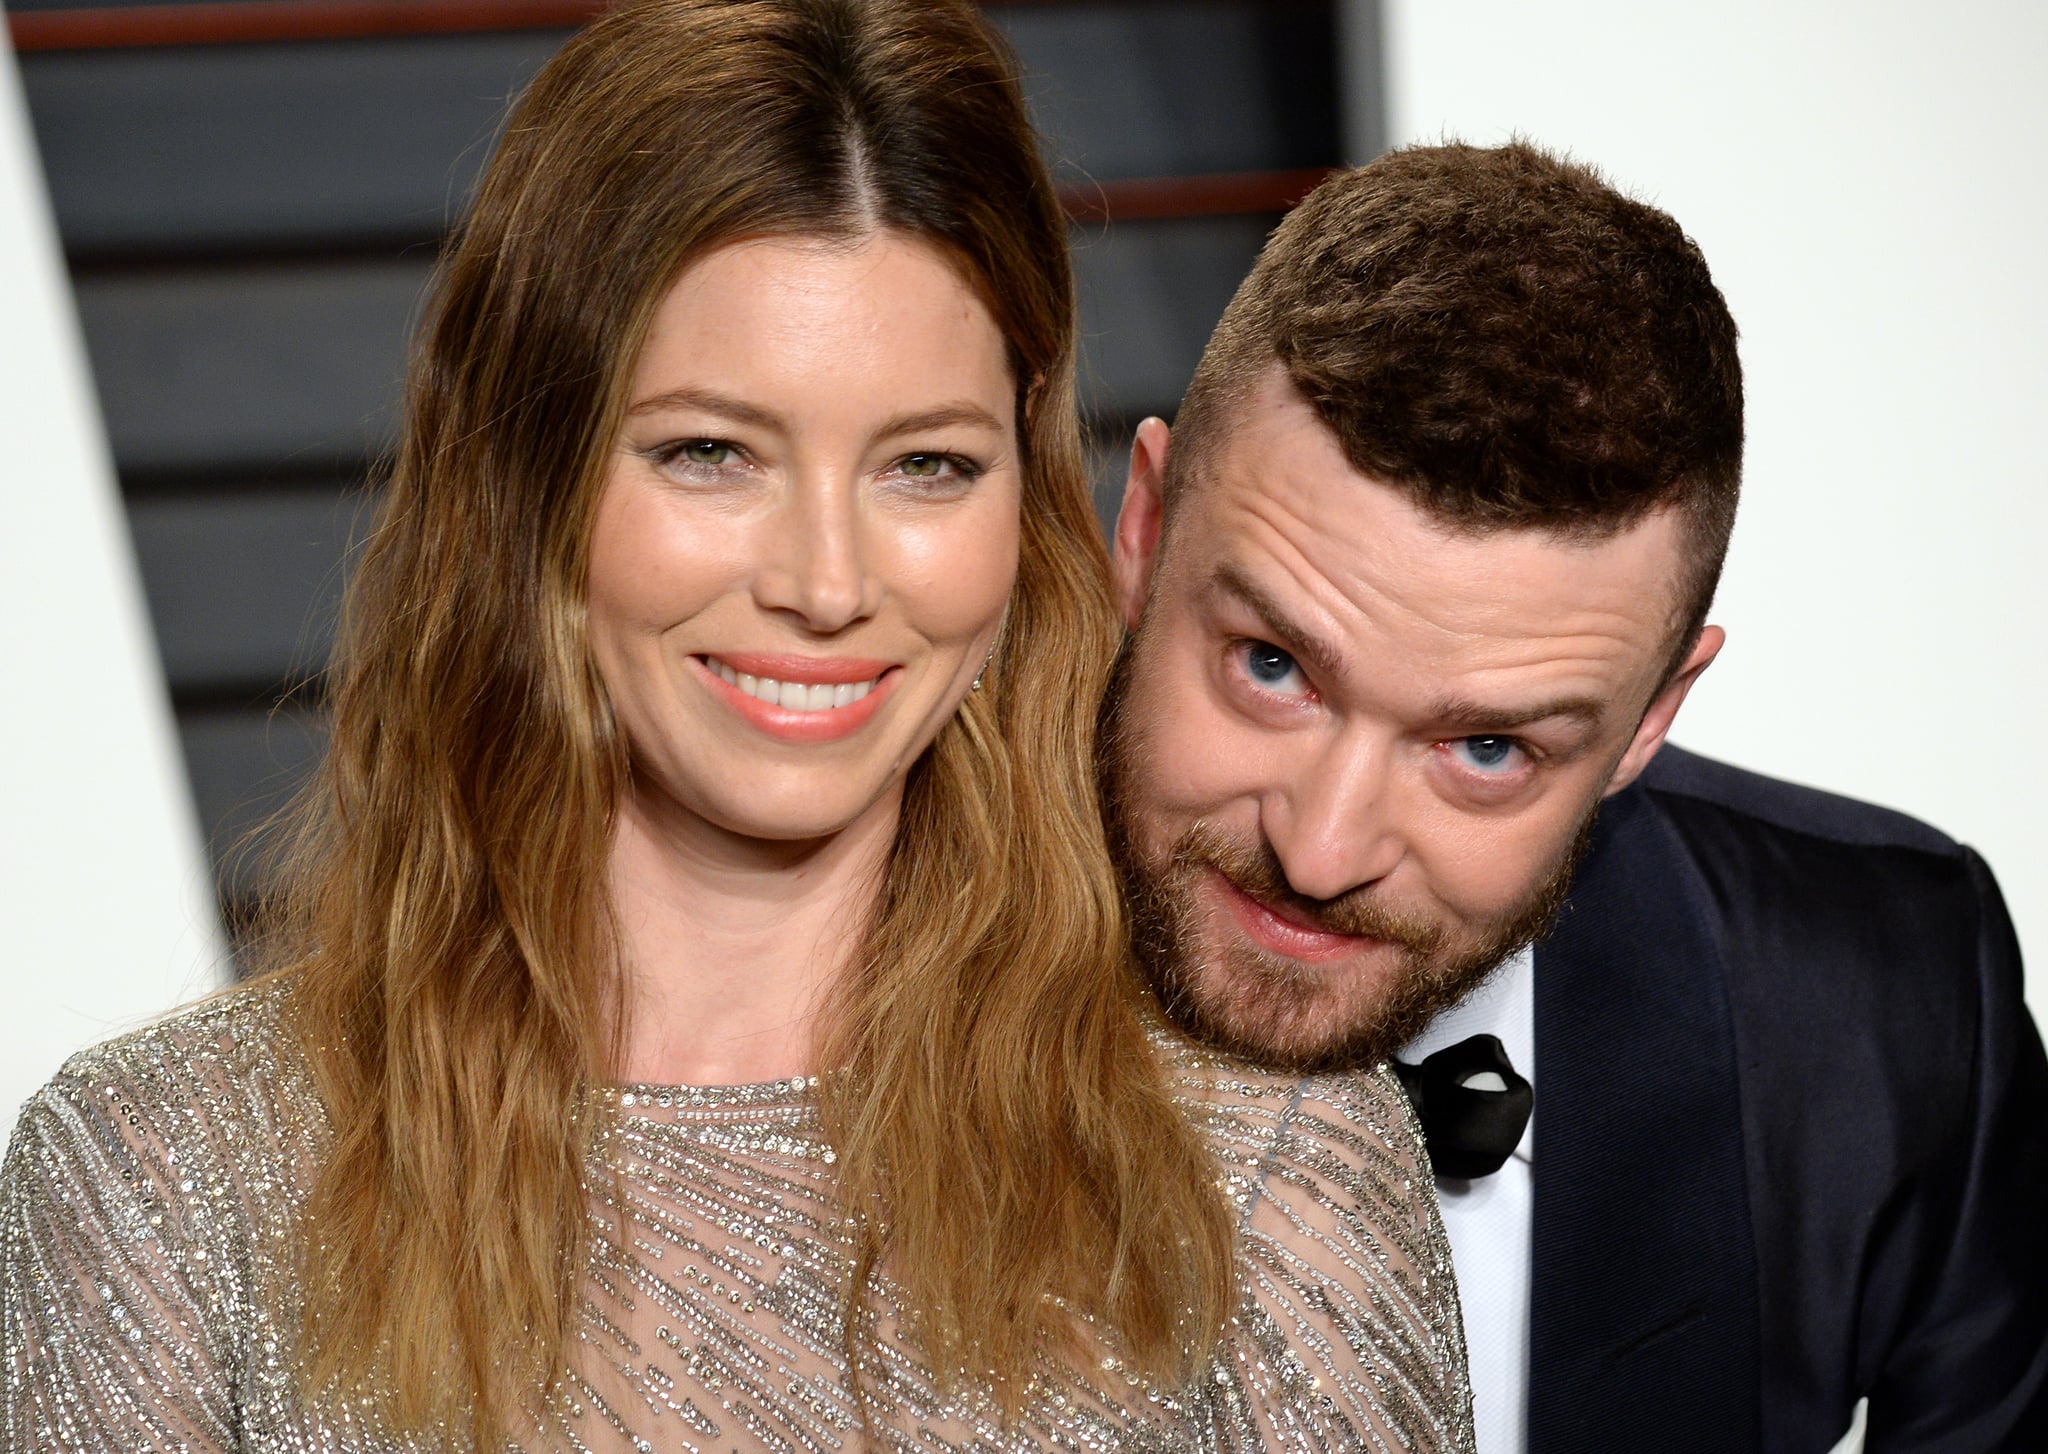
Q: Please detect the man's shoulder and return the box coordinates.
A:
[1592,746,2004,1009]
[1605,748,2013,1080]
[1633,745,1966,861]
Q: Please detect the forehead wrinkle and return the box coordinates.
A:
[1172,482,1366,676]
[1289,471,1658,664]
[1205,466,1455,657]
[1192,451,1662,720]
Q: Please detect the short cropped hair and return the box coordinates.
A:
[1168,141,1744,659]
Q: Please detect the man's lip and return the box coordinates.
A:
[1207,870,1381,963]
[702,652,894,685]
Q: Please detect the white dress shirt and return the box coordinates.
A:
[1399,944,1535,1454]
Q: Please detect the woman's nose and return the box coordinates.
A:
[752,475,880,632]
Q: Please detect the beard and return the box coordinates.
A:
[1099,637,1596,1074]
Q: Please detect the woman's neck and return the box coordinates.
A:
[605,779,898,1087]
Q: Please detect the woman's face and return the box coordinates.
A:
[588,232,1022,846]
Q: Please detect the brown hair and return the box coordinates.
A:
[255,0,1232,1439]
[1169,140,1744,656]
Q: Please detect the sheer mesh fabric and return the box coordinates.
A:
[3,982,1471,1451]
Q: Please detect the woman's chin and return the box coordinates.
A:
[624,775,903,855]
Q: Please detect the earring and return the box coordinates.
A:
[973,605,1010,693]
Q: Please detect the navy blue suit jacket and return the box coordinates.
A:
[1526,747,2048,1452]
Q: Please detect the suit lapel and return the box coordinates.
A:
[1526,782,1761,1451]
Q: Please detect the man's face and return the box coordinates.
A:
[1106,367,1720,1071]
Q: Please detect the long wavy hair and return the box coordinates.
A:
[253,0,1235,1439]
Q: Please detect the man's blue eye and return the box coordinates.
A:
[1245,643,1298,685]
[1453,736,1520,773]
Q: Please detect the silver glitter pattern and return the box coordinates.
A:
[3,982,1471,1451]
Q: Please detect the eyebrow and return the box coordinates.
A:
[1425,693,1607,737]
[875,402,1007,437]
[625,387,1004,440]
[1205,563,1348,680]
[627,386,780,428]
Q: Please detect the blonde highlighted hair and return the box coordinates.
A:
[251,0,1234,1439]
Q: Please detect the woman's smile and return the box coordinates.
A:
[693,653,899,742]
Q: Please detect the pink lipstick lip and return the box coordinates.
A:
[1209,871,1378,964]
[690,656,896,743]
[700,652,894,685]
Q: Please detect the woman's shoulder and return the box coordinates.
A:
[2,979,317,1443]
[9,975,319,1188]
[35,972,296,1093]
[1163,1034,1429,1177]
[1159,1037,1473,1449]
[1162,1034,1452,1266]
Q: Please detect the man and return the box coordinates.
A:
[1103,141,2048,1452]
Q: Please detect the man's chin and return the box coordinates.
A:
[1150,940,1405,1075]
[1149,930,1520,1076]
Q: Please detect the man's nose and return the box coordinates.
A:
[752,474,879,632]
[1261,738,1405,902]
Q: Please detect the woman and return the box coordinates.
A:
[0,1,1469,1448]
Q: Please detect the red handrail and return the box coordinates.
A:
[11,2,1331,226]
[6,0,1172,52]
[8,1,610,50]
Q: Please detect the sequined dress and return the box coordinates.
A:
[2,982,1471,1451]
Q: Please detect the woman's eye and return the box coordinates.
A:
[649,438,742,473]
[1445,735,1526,775]
[893,452,980,486]
[1239,640,1311,698]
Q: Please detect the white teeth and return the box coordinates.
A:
[706,659,882,713]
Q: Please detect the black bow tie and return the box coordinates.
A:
[1392,1034,1533,1180]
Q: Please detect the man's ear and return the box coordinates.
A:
[1112,417,1171,630]
[1604,625,1724,798]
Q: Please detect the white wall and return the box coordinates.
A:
[1354,0,2048,1010]
[0,27,226,1139]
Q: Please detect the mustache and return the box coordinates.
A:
[1169,821,1445,955]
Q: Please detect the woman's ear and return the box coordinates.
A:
[1020,371,1048,428]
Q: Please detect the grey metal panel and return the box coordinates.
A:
[19,32,567,255]
[1073,212,1273,423]
[128,485,372,693]
[178,702,327,902]
[74,213,1250,480]
[74,258,431,475]
[997,0,1340,185]
[20,4,1335,256]
[1087,431,1133,540]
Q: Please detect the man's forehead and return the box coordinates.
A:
[1159,373,1690,700]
